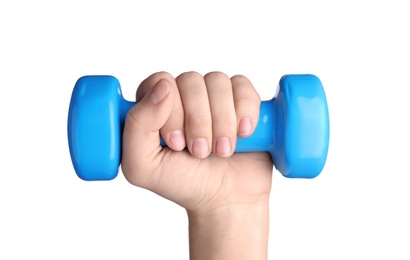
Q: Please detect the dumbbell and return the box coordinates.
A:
[68,74,329,181]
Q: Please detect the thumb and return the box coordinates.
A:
[121,79,173,183]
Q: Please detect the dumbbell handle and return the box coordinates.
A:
[119,99,274,152]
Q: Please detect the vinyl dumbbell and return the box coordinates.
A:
[68,74,329,181]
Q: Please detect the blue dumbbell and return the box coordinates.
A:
[68,74,329,181]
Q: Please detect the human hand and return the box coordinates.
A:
[121,71,273,259]
[121,71,273,212]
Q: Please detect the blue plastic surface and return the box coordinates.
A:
[68,74,329,181]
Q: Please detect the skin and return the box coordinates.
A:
[121,71,273,259]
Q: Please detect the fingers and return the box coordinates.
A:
[204,72,237,157]
[129,71,261,160]
[231,75,261,137]
[177,72,260,158]
[137,72,186,151]
[121,78,174,182]
[176,72,212,158]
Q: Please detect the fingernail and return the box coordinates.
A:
[192,138,209,158]
[169,130,186,151]
[216,137,232,157]
[149,81,169,104]
[239,117,252,136]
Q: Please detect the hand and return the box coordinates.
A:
[121,71,273,211]
[121,71,273,259]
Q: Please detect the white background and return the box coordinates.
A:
[1,0,409,259]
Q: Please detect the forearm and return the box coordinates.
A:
[187,201,269,260]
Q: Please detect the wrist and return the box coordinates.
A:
[187,201,269,260]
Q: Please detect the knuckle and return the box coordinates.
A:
[137,71,175,100]
[217,112,237,125]
[230,74,249,84]
[187,114,212,127]
[213,110,236,122]
[176,71,203,84]
[204,71,229,83]
[149,71,174,82]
